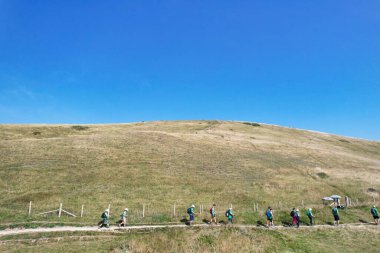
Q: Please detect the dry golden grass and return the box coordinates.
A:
[0,121,379,224]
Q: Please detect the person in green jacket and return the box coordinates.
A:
[332,206,340,226]
[370,206,379,225]
[306,208,314,226]
[99,209,110,228]
[187,204,195,225]
[226,207,234,224]
[118,208,128,227]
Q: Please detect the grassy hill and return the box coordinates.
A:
[0,120,379,226]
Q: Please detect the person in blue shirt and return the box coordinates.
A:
[266,207,274,227]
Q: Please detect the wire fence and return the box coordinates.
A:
[1,195,377,226]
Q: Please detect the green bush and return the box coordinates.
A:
[243,122,261,127]
[317,172,329,179]
[71,125,89,131]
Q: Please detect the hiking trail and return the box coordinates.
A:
[0,223,378,237]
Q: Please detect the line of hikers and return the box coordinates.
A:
[267,205,379,227]
[98,205,378,228]
[190,204,379,227]
[186,204,234,225]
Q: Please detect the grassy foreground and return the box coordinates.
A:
[0,225,379,253]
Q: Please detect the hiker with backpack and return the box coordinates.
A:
[225,207,234,224]
[306,208,314,226]
[209,204,217,224]
[98,209,110,228]
[290,208,296,226]
[187,204,195,225]
[370,205,379,225]
[332,206,340,226]
[118,208,128,227]
[266,207,274,227]
[294,209,301,228]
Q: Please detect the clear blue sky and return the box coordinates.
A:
[0,1,379,140]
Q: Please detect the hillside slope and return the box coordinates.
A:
[0,120,379,223]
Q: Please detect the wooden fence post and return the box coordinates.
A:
[28,201,32,216]
[81,205,84,217]
[173,204,176,217]
[108,204,111,216]
[58,203,63,217]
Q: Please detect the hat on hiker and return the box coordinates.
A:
[105,209,109,212]
[191,204,195,208]
[125,208,129,211]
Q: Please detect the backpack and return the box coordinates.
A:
[187,208,192,214]
[290,210,295,217]
[266,210,272,218]
[332,208,338,215]
[101,212,107,219]
[210,207,213,214]
[225,210,230,217]
[371,208,375,215]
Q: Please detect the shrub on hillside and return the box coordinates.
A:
[317,172,329,179]
[243,122,260,127]
[71,125,89,131]
[367,188,378,193]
